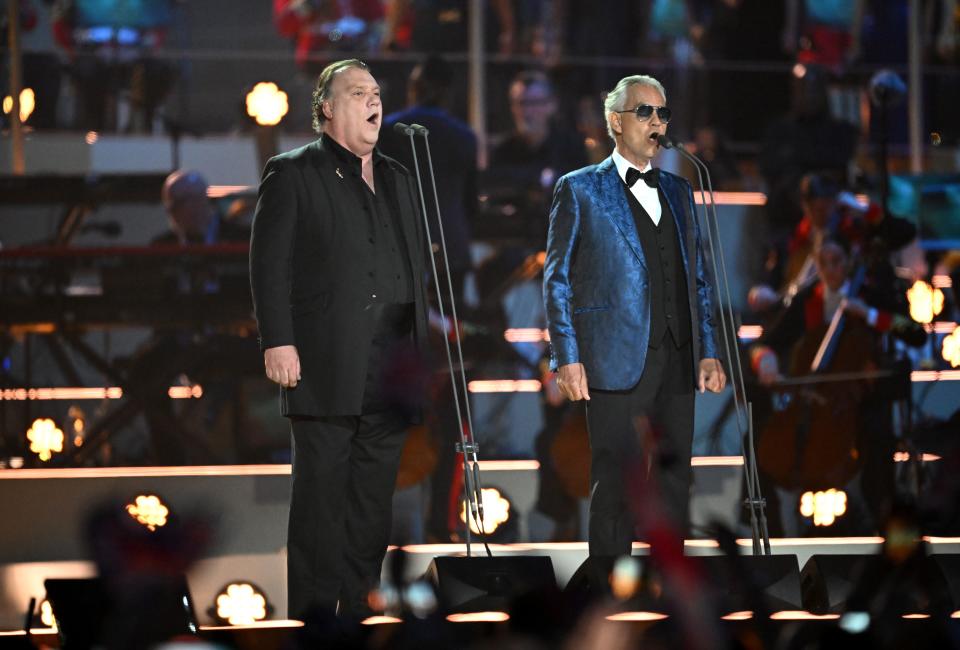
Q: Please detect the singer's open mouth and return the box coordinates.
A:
[648,132,661,143]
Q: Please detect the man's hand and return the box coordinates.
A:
[264,345,301,388]
[556,362,590,402]
[698,358,727,394]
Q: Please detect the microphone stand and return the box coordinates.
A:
[394,123,491,557]
[658,135,771,555]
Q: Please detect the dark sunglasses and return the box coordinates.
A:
[617,104,672,123]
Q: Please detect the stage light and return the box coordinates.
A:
[362,615,402,625]
[459,487,511,535]
[125,494,169,531]
[839,611,870,633]
[610,556,641,601]
[214,582,271,625]
[770,611,839,620]
[799,489,847,526]
[3,87,35,122]
[68,406,86,447]
[85,131,98,144]
[26,418,64,462]
[722,611,753,621]
[605,611,669,622]
[907,280,944,324]
[446,611,510,623]
[39,600,57,630]
[246,82,289,126]
[942,327,960,368]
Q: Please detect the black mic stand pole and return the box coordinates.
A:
[412,124,492,553]
[394,122,485,556]
[658,135,771,554]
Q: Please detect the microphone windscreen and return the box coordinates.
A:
[411,124,430,136]
[393,122,414,135]
[656,134,674,149]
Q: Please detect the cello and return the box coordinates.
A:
[756,263,882,491]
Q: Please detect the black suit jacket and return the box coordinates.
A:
[249,137,429,417]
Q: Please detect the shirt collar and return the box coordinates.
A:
[612,149,652,184]
[322,132,386,168]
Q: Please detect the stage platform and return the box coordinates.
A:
[1,461,958,630]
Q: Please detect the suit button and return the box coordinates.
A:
[372,294,377,299]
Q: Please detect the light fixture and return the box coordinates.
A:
[26,418,64,461]
[906,280,944,324]
[799,489,847,526]
[67,406,86,448]
[39,600,57,630]
[446,611,510,623]
[362,615,402,625]
[459,487,511,536]
[605,611,669,622]
[125,494,170,531]
[3,87,35,122]
[942,327,960,368]
[213,582,271,625]
[246,82,289,127]
[722,611,753,621]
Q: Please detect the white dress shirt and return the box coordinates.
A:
[612,148,662,226]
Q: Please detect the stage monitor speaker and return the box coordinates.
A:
[563,554,802,612]
[700,554,803,612]
[426,555,556,613]
[801,554,960,615]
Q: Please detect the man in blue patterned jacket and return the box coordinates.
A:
[543,75,726,558]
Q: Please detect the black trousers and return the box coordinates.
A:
[585,335,694,557]
[287,303,413,618]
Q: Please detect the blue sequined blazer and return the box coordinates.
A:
[543,156,718,390]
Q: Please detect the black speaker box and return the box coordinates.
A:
[563,554,802,612]
[425,556,557,613]
[801,553,960,614]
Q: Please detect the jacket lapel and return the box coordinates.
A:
[659,172,693,275]
[596,157,646,270]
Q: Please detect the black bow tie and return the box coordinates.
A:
[625,166,659,189]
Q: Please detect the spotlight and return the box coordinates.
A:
[67,406,86,448]
[446,611,510,623]
[39,599,57,630]
[2,87,35,122]
[213,582,272,625]
[125,494,170,531]
[906,280,944,324]
[799,489,847,526]
[246,82,289,127]
[942,327,960,368]
[459,487,511,536]
[26,418,64,462]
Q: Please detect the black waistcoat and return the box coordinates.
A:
[624,187,692,348]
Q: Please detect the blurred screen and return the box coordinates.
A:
[75,0,173,29]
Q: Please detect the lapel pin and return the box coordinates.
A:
[335,167,344,179]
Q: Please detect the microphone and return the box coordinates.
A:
[410,123,430,136]
[393,122,415,136]
[656,133,675,149]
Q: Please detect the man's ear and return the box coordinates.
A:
[323,101,333,120]
[609,112,621,135]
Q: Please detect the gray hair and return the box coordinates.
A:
[603,75,667,139]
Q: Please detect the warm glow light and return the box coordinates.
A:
[85,131,98,144]
[738,325,764,340]
[168,385,204,399]
[3,87,35,122]
[694,192,767,206]
[1,387,123,401]
[903,614,930,619]
[467,380,542,393]
[446,612,510,623]
[27,418,64,462]
[771,611,839,620]
[605,612,669,622]
[932,274,953,289]
[39,600,57,630]
[722,611,753,621]
[246,82,289,126]
[503,328,550,343]
[206,185,251,198]
[460,487,511,535]
[800,489,847,526]
[362,616,402,625]
[894,452,941,462]
[952,610,960,618]
[911,370,960,381]
[942,328,960,368]
[216,583,269,625]
[125,494,169,531]
[907,280,944,324]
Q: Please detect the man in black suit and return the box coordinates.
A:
[249,59,429,619]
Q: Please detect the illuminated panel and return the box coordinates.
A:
[932,274,953,289]
[207,185,251,198]
[605,612,669,622]
[722,611,753,621]
[912,370,960,382]
[693,192,767,206]
[771,611,839,620]
[168,385,204,399]
[1,387,123,401]
[503,328,550,343]
[691,456,744,467]
[447,612,510,623]
[738,325,764,340]
[467,380,542,393]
